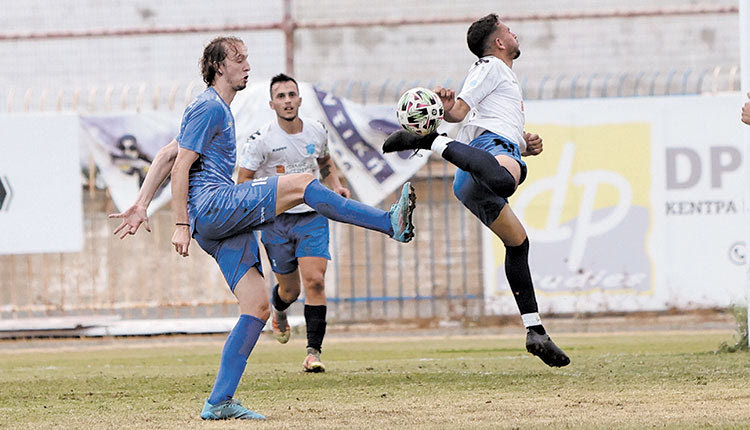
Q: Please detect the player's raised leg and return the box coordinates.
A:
[383,131,518,198]
[201,267,268,420]
[488,206,570,367]
[275,173,416,243]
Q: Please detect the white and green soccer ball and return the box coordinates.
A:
[396,87,444,136]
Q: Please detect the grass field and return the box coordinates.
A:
[0,328,748,429]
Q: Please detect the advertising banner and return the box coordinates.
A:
[0,114,82,254]
[484,94,747,314]
[86,81,430,214]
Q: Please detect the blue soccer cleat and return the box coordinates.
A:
[389,182,416,243]
[200,398,266,420]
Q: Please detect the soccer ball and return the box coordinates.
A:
[396,87,444,136]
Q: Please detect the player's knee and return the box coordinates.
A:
[290,173,316,189]
[279,281,301,300]
[254,300,271,321]
[303,275,326,298]
[278,173,317,199]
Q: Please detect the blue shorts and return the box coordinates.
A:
[452,132,527,227]
[261,211,331,275]
[191,176,278,290]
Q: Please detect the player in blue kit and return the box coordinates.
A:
[110,36,416,420]
[237,74,346,373]
[382,14,569,368]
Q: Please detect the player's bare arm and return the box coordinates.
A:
[108,139,179,239]
[434,86,470,123]
[742,92,750,125]
[237,167,256,184]
[317,154,350,198]
[170,146,199,257]
[521,132,543,156]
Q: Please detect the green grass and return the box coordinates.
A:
[0,330,748,429]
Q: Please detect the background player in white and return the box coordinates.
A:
[383,13,570,367]
[237,73,346,373]
[742,92,750,125]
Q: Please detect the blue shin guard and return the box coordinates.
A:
[207,314,265,405]
[303,179,392,235]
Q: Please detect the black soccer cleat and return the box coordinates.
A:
[382,130,440,153]
[525,329,570,367]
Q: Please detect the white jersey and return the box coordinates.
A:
[456,55,526,153]
[239,118,329,214]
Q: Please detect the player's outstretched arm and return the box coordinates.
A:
[170,147,199,257]
[318,155,350,198]
[108,139,179,239]
[742,92,750,125]
[521,132,543,157]
[434,86,470,123]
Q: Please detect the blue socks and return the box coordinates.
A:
[207,314,265,405]
[303,179,392,235]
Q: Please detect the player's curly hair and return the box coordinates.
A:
[200,36,244,86]
[269,73,299,98]
[467,13,499,58]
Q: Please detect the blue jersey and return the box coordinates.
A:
[176,87,236,224]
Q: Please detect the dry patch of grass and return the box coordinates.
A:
[0,330,748,429]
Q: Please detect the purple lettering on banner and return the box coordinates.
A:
[314,88,394,183]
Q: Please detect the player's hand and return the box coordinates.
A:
[334,186,351,199]
[742,92,750,125]
[108,204,150,239]
[522,132,543,156]
[433,86,456,113]
[171,226,191,257]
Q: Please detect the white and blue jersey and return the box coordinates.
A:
[239,118,332,274]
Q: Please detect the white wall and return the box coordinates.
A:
[0,0,740,97]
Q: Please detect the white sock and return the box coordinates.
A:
[430,135,453,156]
[521,312,542,328]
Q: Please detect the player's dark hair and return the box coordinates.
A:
[200,36,244,86]
[269,73,299,98]
[467,13,499,58]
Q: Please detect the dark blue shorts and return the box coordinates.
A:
[192,176,278,290]
[452,132,527,227]
[261,211,331,275]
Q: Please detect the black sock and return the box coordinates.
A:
[528,325,546,335]
[442,141,516,197]
[304,305,327,352]
[271,284,293,312]
[504,238,539,316]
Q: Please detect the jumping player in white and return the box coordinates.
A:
[110,36,417,420]
[237,73,345,373]
[382,14,570,367]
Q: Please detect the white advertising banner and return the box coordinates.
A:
[484,94,747,314]
[0,114,83,254]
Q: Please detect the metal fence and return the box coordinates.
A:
[2,66,742,113]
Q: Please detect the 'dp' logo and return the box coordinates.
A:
[492,123,652,295]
